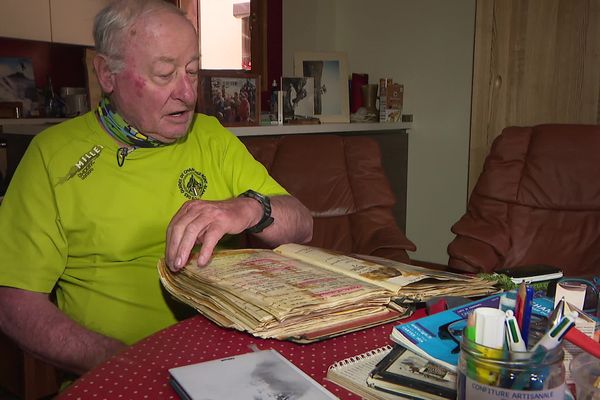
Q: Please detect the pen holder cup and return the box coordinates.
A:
[457,337,565,399]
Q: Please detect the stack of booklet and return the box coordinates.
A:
[158,244,497,343]
[388,292,557,372]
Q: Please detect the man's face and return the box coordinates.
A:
[110,11,199,143]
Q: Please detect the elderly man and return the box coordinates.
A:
[0,0,312,376]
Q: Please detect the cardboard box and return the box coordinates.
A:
[386,83,403,122]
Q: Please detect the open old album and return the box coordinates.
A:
[157,244,496,343]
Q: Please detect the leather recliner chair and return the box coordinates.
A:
[240,134,416,263]
[448,124,600,276]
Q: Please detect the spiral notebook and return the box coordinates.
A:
[326,346,405,400]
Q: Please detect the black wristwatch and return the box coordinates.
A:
[239,190,274,233]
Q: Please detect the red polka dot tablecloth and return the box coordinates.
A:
[58,309,426,399]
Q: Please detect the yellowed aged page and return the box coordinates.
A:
[199,249,391,314]
[273,243,425,292]
[158,249,396,339]
[274,244,497,300]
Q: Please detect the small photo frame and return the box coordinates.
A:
[294,52,349,123]
[197,71,260,126]
[281,76,314,121]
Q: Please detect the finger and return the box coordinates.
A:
[173,220,208,271]
[166,223,179,269]
[167,204,207,269]
[165,201,196,266]
[196,228,222,267]
[165,200,208,268]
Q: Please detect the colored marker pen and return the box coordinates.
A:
[505,310,527,353]
[532,311,578,352]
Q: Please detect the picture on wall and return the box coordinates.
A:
[294,52,349,123]
[0,57,37,117]
[197,71,260,126]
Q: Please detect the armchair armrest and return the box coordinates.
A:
[352,208,416,263]
[447,235,501,273]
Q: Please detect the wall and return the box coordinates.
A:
[283,0,475,263]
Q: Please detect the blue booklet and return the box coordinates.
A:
[390,292,555,371]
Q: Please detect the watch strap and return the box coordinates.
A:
[239,190,274,233]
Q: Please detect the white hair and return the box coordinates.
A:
[93,0,188,72]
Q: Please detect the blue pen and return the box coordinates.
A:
[519,284,534,346]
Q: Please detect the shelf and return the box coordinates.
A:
[0,118,68,125]
[229,122,412,136]
[0,118,68,135]
[0,119,412,137]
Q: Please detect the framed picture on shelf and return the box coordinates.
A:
[294,51,349,123]
[281,76,314,121]
[197,71,260,126]
[0,57,37,117]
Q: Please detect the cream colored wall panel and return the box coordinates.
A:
[0,0,51,41]
[283,0,476,264]
[50,0,111,46]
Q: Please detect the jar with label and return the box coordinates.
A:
[457,335,565,399]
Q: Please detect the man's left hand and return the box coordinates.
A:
[165,197,262,271]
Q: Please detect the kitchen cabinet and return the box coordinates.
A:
[0,0,110,46]
[50,0,111,46]
[0,0,52,42]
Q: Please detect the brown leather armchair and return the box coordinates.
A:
[240,134,416,262]
[448,124,600,276]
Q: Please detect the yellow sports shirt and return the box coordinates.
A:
[0,112,287,344]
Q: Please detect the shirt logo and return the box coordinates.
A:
[178,168,208,199]
[58,145,104,184]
